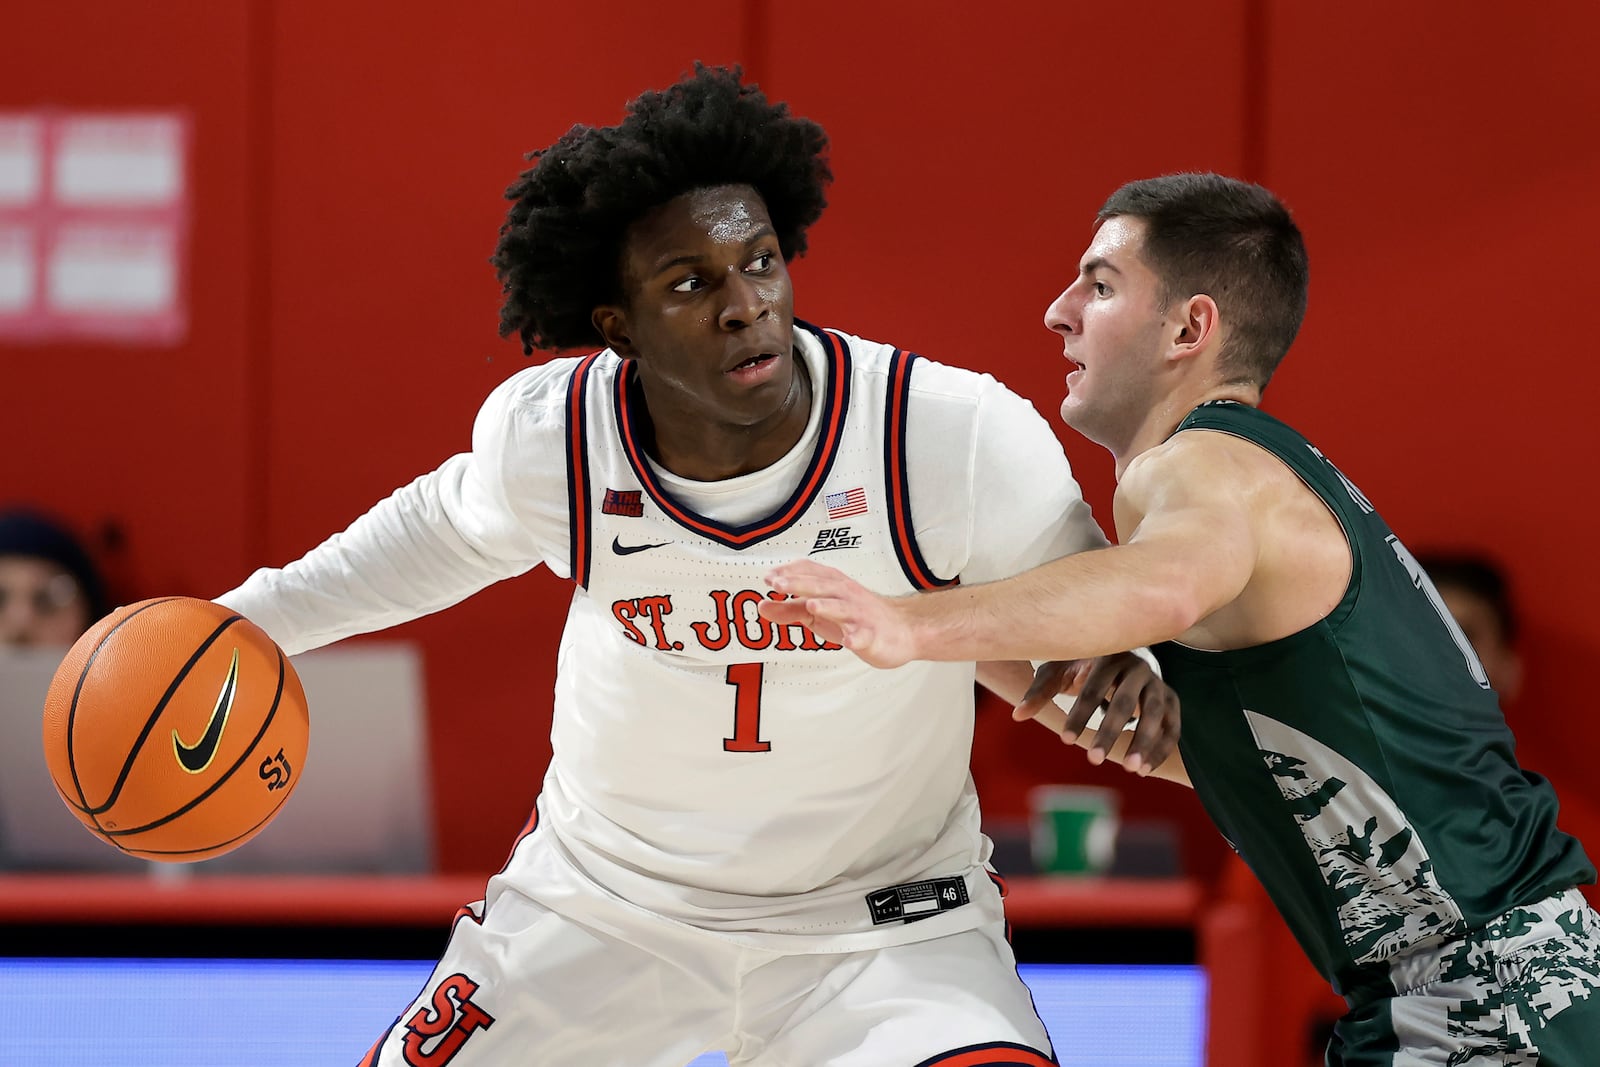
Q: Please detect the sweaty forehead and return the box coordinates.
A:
[625,184,773,268]
[1082,216,1148,270]
[691,185,770,244]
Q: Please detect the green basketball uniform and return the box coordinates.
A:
[1152,401,1600,1063]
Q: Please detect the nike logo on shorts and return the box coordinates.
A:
[612,536,671,555]
[173,647,239,773]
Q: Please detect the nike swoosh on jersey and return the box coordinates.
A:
[173,648,240,774]
[870,891,898,908]
[612,536,671,555]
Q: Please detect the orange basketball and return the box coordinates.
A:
[41,596,309,863]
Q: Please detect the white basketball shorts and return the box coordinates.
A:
[357,879,1056,1066]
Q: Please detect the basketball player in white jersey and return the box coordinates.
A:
[216,65,1180,1066]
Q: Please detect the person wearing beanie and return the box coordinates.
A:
[0,508,108,649]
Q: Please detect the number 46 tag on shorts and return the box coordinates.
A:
[865,876,969,925]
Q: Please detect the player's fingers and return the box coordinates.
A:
[802,594,853,625]
[1062,657,1121,755]
[1090,670,1143,765]
[757,597,810,624]
[810,602,906,670]
[1056,659,1092,697]
[768,558,835,579]
[765,559,847,594]
[1123,679,1182,776]
[1015,660,1077,723]
[760,590,854,650]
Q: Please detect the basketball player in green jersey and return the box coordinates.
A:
[763,173,1600,1063]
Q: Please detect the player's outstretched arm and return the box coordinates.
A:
[216,371,560,655]
[763,435,1259,667]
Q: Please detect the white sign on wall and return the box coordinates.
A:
[0,117,44,206]
[0,110,189,345]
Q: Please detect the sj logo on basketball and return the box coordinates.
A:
[257,748,293,791]
[402,973,496,1065]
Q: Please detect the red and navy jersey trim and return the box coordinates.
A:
[913,1043,1057,1066]
[565,353,602,588]
[613,320,851,549]
[885,349,959,590]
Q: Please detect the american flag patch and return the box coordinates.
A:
[602,489,643,517]
[826,487,868,519]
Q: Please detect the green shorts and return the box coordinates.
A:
[1327,888,1600,1065]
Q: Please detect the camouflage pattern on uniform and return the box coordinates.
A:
[1333,889,1600,1064]
[1250,712,1468,965]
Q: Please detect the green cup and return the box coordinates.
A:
[1028,785,1119,875]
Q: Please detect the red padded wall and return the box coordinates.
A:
[6,1,1598,899]
[1259,0,1600,869]
[0,1,258,599]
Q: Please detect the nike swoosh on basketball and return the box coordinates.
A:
[612,536,671,555]
[173,648,240,774]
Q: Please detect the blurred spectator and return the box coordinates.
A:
[1413,548,1600,856]
[0,508,108,649]
[1416,550,1521,704]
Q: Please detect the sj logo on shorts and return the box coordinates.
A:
[402,973,496,1066]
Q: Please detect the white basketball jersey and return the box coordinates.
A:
[218,318,1108,954]
[522,323,997,949]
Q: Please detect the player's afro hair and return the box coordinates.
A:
[491,63,832,354]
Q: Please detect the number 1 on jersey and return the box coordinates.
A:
[723,662,771,752]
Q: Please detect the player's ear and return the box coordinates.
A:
[1168,294,1220,364]
[592,306,637,359]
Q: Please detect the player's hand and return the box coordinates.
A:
[760,560,915,669]
[1014,654,1180,776]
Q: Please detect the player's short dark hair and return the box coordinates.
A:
[1098,173,1308,389]
[1416,551,1518,643]
[491,63,832,354]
